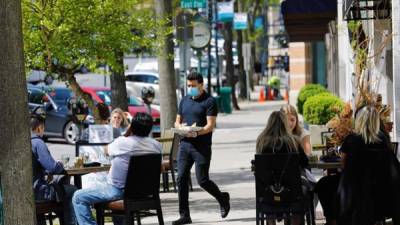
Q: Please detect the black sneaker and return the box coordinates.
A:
[172,217,192,225]
[220,192,230,218]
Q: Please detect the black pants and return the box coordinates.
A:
[177,141,223,217]
[314,174,341,221]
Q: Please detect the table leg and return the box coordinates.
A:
[74,175,82,189]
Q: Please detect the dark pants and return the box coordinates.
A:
[177,141,223,217]
[314,174,341,221]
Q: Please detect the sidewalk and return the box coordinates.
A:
[121,100,325,225]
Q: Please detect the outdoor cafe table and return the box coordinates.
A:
[65,165,110,189]
[309,161,342,170]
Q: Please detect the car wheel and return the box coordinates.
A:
[64,121,78,144]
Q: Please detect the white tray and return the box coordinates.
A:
[171,126,202,135]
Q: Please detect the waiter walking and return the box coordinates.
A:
[172,72,230,225]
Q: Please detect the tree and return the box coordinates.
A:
[0,0,36,224]
[22,0,157,122]
[223,22,240,110]
[155,0,178,130]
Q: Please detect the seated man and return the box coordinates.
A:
[72,112,162,225]
[31,115,77,225]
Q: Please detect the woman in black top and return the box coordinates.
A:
[256,111,310,225]
[316,105,400,225]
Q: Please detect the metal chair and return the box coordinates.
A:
[96,154,164,225]
[36,201,65,225]
[253,153,315,225]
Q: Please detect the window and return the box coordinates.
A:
[29,89,46,105]
[126,74,158,84]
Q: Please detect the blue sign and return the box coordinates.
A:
[233,13,248,30]
[254,16,264,30]
[217,1,234,22]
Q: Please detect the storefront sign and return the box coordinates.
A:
[233,13,248,30]
[217,1,234,22]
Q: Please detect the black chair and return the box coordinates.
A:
[161,134,193,192]
[254,153,315,225]
[36,201,65,225]
[96,154,164,225]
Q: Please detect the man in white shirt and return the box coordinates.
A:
[72,113,162,225]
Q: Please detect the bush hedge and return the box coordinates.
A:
[297,84,329,114]
[303,93,344,125]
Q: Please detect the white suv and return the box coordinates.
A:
[125,71,160,105]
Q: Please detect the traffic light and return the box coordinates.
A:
[283,54,289,72]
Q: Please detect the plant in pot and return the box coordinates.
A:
[303,92,345,146]
[297,84,329,115]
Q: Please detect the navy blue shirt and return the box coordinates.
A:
[178,92,218,149]
[32,134,64,201]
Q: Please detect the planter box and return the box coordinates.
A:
[309,124,329,146]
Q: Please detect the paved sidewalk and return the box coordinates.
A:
[121,100,326,225]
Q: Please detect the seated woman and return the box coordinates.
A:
[256,111,311,225]
[280,104,312,155]
[315,105,400,225]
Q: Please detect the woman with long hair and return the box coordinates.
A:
[110,108,130,135]
[316,105,399,225]
[280,104,312,155]
[256,111,310,225]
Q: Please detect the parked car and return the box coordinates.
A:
[125,71,160,105]
[81,87,161,136]
[28,85,78,144]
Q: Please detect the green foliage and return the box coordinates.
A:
[297,84,329,115]
[303,93,344,125]
[22,0,159,76]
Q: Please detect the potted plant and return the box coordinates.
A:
[303,93,345,146]
[297,84,329,115]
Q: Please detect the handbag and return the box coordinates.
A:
[262,148,301,205]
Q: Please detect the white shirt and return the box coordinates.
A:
[107,135,162,188]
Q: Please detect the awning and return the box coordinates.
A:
[281,0,337,42]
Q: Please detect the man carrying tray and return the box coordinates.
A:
[172,72,230,225]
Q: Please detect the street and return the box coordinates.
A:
[48,100,324,225]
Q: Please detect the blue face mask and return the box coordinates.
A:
[187,87,200,97]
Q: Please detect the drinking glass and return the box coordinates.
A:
[61,154,70,168]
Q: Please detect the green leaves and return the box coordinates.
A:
[22,0,159,76]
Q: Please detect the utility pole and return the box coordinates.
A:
[207,0,213,94]
[214,0,221,94]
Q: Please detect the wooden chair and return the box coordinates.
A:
[36,201,65,225]
[161,132,193,192]
[95,154,164,225]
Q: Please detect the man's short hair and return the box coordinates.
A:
[187,71,203,84]
[97,103,110,121]
[30,116,45,131]
[130,112,153,137]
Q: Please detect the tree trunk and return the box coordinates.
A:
[110,51,128,112]
[236,1,247,100]
[66,72,101,123]
[0,0,36,224]
[223,22,240,110]
[155,0,178,130]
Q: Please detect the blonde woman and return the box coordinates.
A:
[256,111,310,225]
[110,108,130,135]
[280,105,312,155]
[315,106,393,225]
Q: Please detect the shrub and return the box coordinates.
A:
[303,93,344,125]
[297,84,329,114]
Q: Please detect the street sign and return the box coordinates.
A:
[242,43,252,71]
[181,0,207,9]
[233,13,248,30]
[217,1,234,22]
